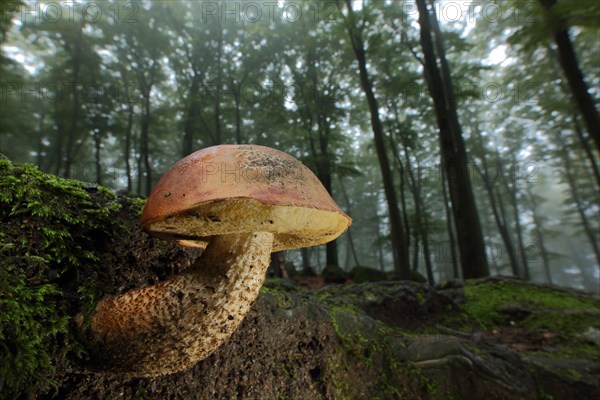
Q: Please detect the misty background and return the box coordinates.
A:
[0,0,598,291]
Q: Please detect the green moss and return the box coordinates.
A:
[323,348,352,400]
[320,295,407,398]
[0,160,132,399]
[460,280,598,328]
[260,279,301,309]
[0,265,68,396]
[447,279,600,360]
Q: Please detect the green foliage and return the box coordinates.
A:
[0,159,128,398]
[1,0,598,288]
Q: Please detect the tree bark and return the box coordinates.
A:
[36,111,45,169]
[93,128,102,185]
[558,137,600,267]
[525,185,552,284]
[63,20,85,178]
[339,177,360,267]
[417,0,489,278]
[502,157,529,280]
[441,165,459,279]
[472,126,520,276]
[213,21,223,145]
[538,0,600,153]
[124,104,134,193]
[339,0,410,278]
[182,75,201,157]
[140,92,152,196]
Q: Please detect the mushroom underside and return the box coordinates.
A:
[145,198,350,251]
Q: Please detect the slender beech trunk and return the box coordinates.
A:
[182,75,200,157]
[339,177,360,267]
[417,0,489,278]
[339,0,410,278]
[375,214,386,272]
[213,21,223,144]
[386,130,411,269]
[573,115,600,190]
[141,93,152,196]
[558,136,600,266]
[52,110,64,175]
[322,165,339,267]
[124,104,134,193]
[64,20,85,178]
[233,76,243,144]
[546,47,600,189]
[525,185,552,284]
[36,112,45,169]
[399,136,434,284]
[441,166,459,278]
[93,128,102,185]
[539,0,600,153]
[503,157,529,280]
[136,133,143,195]
[301,248,311,272]
[473,126,520,276]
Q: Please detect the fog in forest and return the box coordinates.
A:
[1,0,598,292]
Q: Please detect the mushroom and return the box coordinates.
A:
[79,144,351,377]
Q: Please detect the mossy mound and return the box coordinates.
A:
[444,277,600,361]
[0,160,197,399]
[350,266,387,283]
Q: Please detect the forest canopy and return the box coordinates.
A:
[1,0,598,291]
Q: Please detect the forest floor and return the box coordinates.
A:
[1,159,599,400]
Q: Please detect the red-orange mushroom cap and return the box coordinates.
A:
[141,144,351,251]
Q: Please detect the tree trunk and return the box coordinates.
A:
[63,20,85,178]
[233,76,243,144]
[538,0,600,153]
[93,128,102,185]
[558,137,600,267]
[399,137,434,284]
[322,168,339,267]
[140,92,152,196]
[51,109,64,175]
[525,185,552,284]
[213,21,223,145]
[269,251,287,278]
[502,158,529,280]
[375,214,386,272]
[182,75,200,157]
[339,177,360,267]
[36,111,45,169]
[473,126,520,276]
[417,0,489,279]
[340,0,410,278]
[386,130,411,270]
[301,248,312,272]
[573,115,600,190]
[124,104,134,193]
[545,46,600,190]
[441,166,459,279]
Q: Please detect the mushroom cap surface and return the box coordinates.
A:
[141,145,351,251]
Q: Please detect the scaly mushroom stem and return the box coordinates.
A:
[82,232,274,377]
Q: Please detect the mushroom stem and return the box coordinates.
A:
[82,232,274,377]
